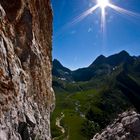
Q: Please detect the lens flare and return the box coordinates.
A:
[70,0,140,33]
[55,0,140,39]
[97,0,110,9]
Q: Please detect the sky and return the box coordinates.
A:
[51,0,140,70]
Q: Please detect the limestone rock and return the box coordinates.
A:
[92,110,140,140]
[0,0,55,139]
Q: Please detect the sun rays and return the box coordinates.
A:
[70,0,140,33]
[97,0,110,32]
[71,5,99,25]
[97,0,110,9]
[54,0,140,39]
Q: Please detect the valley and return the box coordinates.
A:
[51,51,140,140]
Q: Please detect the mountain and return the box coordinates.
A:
[73,50,134,81]
[53,50,134,82]
[52,59,72,81]
[90,50,131,67]
[89,55,106,66]
[51,51,140,140]
[53,59,71,76]
[53,59,71,75]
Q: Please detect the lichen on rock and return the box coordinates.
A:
[0,0,55,139]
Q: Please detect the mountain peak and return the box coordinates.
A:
[118,50,130,56]
[98,55,106,59]
[106,50,131,66]
[89,55,106,67]
[53,59,61,64]
[52,59,71,78]
[53,59,63,69]
[89,50,131,68]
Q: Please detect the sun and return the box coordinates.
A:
[97,0,110,9]
[96,0,110,31]
[69,0,139,34]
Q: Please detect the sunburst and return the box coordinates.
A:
[97,0,110,9]
[97,0,110,32]
[55,0,140,39]
[70,0,140,33]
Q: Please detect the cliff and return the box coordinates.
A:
[92,110,140,140]
[0,0,55,139]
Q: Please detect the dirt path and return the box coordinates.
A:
[53,112,67,140]
[56,112,65,134]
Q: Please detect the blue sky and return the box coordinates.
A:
[51,0,140,70]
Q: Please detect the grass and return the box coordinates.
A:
[64,112,87,140]
[51,66,134,140]
[51,88,101,140]
[51,57,140,140]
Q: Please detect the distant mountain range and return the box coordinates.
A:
[53,50,139,82]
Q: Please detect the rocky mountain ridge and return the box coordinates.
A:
[0,0,54,139]
[53,50,135,82]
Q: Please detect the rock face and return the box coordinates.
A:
[0,0,55,140]
[92,110,140,140]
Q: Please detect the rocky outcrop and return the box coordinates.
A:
[92,110,140,140]
[0,0,55,140]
